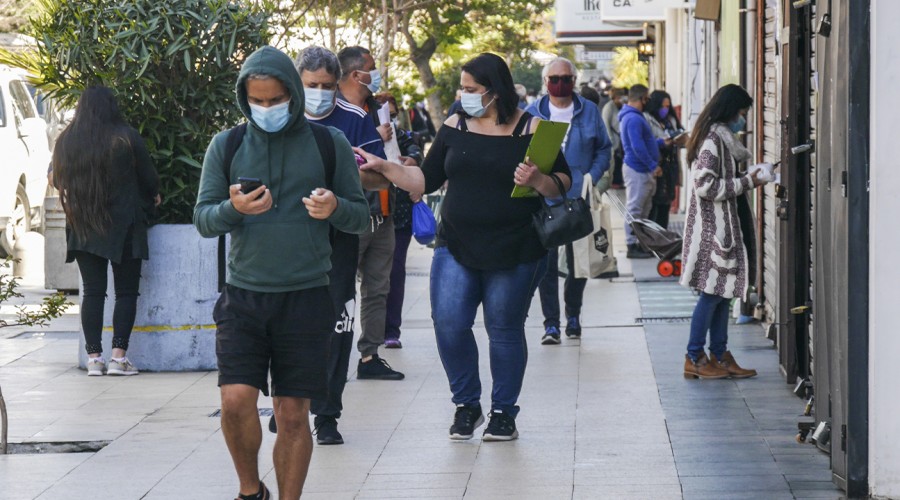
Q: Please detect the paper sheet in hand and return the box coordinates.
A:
[511,120,569,197]
[377,104,402,163]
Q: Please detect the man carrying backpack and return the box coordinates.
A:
[193,46,369,500]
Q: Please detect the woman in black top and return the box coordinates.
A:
[357,53,571,441]
[52,87,160,376]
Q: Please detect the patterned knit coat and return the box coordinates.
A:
[679,124,756,300]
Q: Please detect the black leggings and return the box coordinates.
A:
[75,251,143,355]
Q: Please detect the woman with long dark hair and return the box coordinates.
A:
[52,86,160,376]
[644,90,685,229]
[681,84,770,380]
[355,53,571,441]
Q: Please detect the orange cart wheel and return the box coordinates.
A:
[673,259,683,277]
[657,260,674,277]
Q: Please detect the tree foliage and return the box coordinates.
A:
[610,47,648,89]
[0,0,37,33]
[263,0,556,125]
[0,259,70,329]
[0,0,270,223]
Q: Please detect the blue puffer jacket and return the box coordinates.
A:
[618,104,659,174]
[526,94,612,199]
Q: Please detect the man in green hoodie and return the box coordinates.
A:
[194,46,369,500]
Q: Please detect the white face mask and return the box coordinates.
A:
[249,100,291,132]
[461,90,495,118]
[304,88,336,117]
[358,69,382,94]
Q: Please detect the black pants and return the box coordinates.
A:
[649,203,671,230]
[75,250,142,355]
[309,295,355,419]
[537,244,587,327]
[612,149,625,186]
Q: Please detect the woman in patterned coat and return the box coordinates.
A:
[680,84,772,380]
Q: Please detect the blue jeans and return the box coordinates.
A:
[430,247,545,417]
[687,292,730,361]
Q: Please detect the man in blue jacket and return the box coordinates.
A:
[526,57,612,345]
[618,84,661,259]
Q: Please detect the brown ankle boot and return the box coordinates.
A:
[711,351,758,378]
[684,352,730,379]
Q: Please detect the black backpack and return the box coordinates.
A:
[218,122,336,291]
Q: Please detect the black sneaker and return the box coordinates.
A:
[482,410,518,441]
[357,354,405,380]
[314,416,344,445]
[268,415,277,434]
[626,244,653,259]
[565,316,582,338]
[541,325,561,345]
[449,404,484,440]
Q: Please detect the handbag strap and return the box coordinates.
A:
[546,173,567,199]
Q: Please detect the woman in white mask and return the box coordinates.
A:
[354,53,573,443]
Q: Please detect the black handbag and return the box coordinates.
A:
[531,174,594,249]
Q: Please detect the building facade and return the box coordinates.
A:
[555,0,896,496]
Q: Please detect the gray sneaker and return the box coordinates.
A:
[107,357,139,376]
[87,357,106,376]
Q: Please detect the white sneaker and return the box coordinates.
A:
[87,357,106,376]
[107,357,139,376]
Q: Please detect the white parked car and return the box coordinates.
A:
[0,65,51,256]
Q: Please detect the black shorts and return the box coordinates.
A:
[214,284,335,399]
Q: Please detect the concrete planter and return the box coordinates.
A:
[43,196,79,291]
[77,224,221,371]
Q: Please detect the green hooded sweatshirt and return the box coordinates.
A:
[194,46,369,293]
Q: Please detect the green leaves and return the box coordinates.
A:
[0,259,72,329]
[0,0,270,223]
[259,0,555,114]
[611,47,648,89]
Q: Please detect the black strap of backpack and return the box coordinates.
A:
[309,122,337,244]
[218,123,247,292]
[309,122,336,190]
[216,122,335,292]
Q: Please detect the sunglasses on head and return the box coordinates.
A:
[548,75,574,84]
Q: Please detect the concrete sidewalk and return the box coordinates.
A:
[0,194,842,499]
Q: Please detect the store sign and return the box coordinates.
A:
[601,0,694,21]
[576,50,615,62]
[555,0,646,43]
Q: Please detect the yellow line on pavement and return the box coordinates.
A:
[102,324,216,332]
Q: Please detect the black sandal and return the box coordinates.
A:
[235,481,270,500]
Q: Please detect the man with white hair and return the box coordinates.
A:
[526,57,612,345]
[514,83,528,109]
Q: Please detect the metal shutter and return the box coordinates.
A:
[761,4,782,326]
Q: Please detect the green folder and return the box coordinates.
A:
[510,120,569,197]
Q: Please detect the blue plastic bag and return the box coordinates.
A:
[411,200,436,245]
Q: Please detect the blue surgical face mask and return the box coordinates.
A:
[461,90,495,118]
[359,69,382,94]
[729,114,747,133]
[250,100,291,132]
[658,107,669,120]
[304,88,336,117]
